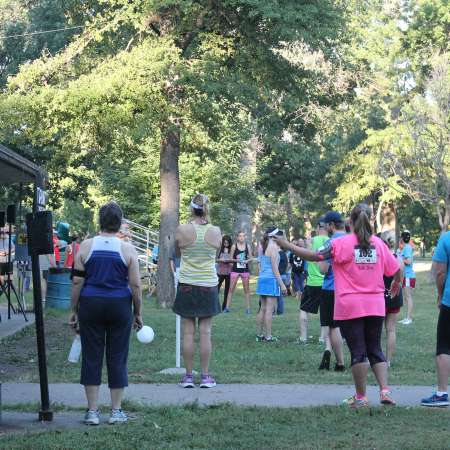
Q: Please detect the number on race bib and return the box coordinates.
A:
[354,246,377,264]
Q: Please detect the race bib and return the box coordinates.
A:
[237,261,247,269]
[354,246,377,264]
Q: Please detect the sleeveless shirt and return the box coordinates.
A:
[81,236,131,298]
[179,224,218,287]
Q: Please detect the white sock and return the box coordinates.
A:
[436,391,448,396]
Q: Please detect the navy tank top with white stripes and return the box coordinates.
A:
[81,236,131,298]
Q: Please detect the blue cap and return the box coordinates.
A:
[323,211,343,224]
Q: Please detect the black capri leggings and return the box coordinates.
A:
[78,296,133,389]
[339,316,386,367]
[218,274,231,310]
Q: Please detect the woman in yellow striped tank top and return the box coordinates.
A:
[173,194,222,388]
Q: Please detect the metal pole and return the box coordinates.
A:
[30,246,52,421]
[7,223,12,320]
[29,181,53,422]
[176,314,181,368]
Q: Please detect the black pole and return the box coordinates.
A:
[7,222,12,320]
[30,246,52,421]
[29,179,53,422]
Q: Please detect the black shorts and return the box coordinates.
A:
[436,305,450,356]
[42,270,49,281]
[300,285,322,314]
[320,290,338,328]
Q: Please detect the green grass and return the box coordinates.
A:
[0,264,440,385]
[1,404,450,449]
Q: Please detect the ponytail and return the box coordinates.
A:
[262,226,277,255]
[350,204,373,251]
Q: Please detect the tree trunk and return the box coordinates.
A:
[234,134,258,246]
[157,126,180,307]
[285,185,299,240]
[438,191,450,233]
[380,201,397,243]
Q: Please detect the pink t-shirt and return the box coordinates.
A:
[330,234,400,320]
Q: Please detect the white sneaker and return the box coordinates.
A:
[84,409,100,425]
[403,318,413,325]
[398,318,408,324]
[109,409,128,424]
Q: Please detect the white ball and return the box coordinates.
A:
[137,325,155,344]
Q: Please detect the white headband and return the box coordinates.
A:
[190,201,203,210]
[268,228,280,237]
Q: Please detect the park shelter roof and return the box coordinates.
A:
[0,143,45,185]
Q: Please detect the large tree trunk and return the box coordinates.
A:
[379,201,397,243]
[157,126,180,307]
[234,134,258,245]
[438,191,450,234]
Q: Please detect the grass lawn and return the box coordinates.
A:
[0,261,440,385]
[1,404,450,449]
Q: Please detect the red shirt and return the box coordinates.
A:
[53,236,60,263]
[64,242,80,268]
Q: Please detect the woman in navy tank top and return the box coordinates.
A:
[69,202,143,426]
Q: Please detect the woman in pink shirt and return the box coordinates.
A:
[275,204,402,408]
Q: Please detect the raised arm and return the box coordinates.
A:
[273,235,324,262]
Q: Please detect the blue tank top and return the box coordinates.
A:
[81,236,131,298]
[258,254,279,279]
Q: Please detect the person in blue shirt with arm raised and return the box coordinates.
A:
[421,230,450,407]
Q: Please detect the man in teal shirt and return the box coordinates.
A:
[421,230,450,407]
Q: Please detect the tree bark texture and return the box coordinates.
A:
[233,134,258,243]
[157,126,180,307]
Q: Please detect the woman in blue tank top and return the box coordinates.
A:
[256,227,287,342]
[69,202,143,426]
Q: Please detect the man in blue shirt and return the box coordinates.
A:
[317,211,346,371]
[421,231,450,407]
[398,231,416,325]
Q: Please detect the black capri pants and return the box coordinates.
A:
[78,296,133,389]
[339,316,386,367]
[437,304,450,356]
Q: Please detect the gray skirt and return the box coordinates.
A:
[173,283,221,318]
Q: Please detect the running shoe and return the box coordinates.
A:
[399,318,413,325]
[223,308,231,313]
[380,390,396,406]
[296,337,308,345]
[334,363,345,372]
[84,409,100,426]
[245,308,251,315]
[256,334,264,342]
[421,392,449,407]
[179,374,195,388]
[318,350,331,370]
[263,336,279,342]
[318,337,325,345]
[109,409,128,424]
[343,395,369,409]
[200,374,217,388]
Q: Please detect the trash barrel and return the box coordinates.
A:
[46,268,72,310]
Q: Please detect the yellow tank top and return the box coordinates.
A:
[178,224,218,287]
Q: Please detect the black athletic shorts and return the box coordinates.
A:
[436,304,450,356]
[320,289,338,328]
[300,285,322,314]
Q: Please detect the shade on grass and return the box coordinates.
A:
[0,265,439,385]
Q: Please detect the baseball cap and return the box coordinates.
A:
[323,211,343,224]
